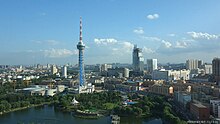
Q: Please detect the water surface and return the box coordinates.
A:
[0,105,162,124]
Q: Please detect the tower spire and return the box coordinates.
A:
[79,17,82,42]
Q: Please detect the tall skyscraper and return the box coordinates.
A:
[186,59,203,70]
[77,17,86,92]
[212,58,220,84]
[147,59,158,73]
[132,45,144,72]
[62,65,67,78]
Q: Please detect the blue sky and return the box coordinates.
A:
[0,0,220,65]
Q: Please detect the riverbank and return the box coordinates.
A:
[0,101,53,115]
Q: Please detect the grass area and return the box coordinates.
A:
[87,109,97,112]
[103,103,118,110]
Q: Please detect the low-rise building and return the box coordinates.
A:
[107,68,130,78]
[89,77,105,84]
[149,84,173,96]
[174,91,191,107]
[210,100,220,118]
[152,69,190,81]
[190,103,210,120]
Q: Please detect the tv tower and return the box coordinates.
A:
[77,17,86,93]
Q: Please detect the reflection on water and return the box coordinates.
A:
[0,105,162,124]
[120,116,162,124]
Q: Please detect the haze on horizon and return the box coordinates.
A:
[0,0,220,65]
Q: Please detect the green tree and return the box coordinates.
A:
[0,104,5,112]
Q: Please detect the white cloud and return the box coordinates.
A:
[143,47,155,53]
[161,40,172,48]
[111,41,133,57]
[94,38,118,45]
[187,32,219,40]
[160,40,189,49]
[34,40,59,45]
[147,14,159,20]
[93,38,134,57]
[112,48,119,51]
[175,41,188,48]
[120,41,134,53]
[45,40,59,45]
[156,39,193,55]
[141,36,161,42]
[168,33,176,37]
[43,48,77,58]
[133,27,144,35]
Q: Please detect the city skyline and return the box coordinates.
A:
[0,0,220,65]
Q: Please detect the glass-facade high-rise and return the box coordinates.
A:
[212,58,220,84]
[132,45,144,72]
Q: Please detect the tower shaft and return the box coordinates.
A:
[79,49,85,86]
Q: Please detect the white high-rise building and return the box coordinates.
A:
[147,59,158,73]
[51,65,58,75]
[62,65,67,78]
[203,64,212,74]
[186,59,203,70]
[101,64,112,72]
[124,68,130,78]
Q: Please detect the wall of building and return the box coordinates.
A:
[190,103,210,120]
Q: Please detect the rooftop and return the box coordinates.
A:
[193,103,207,108]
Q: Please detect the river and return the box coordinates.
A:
[0,105,162,124]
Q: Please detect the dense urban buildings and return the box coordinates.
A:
[1,54,220,122]
[186,59,203,70]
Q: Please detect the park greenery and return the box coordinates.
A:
[0,83,56,113]
[55,91,186,124]
[53,91,122,115]
[113,93,186,124]
[0,82,186,124]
